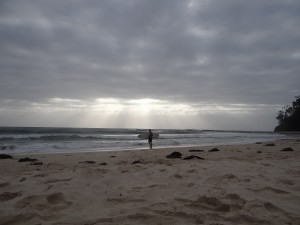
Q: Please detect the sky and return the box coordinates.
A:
[0,0,299,131]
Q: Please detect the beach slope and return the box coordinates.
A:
[1,139,300,225]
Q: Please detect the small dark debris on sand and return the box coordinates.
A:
[18,157,37,162]
[256,151,262,153]
[255,142,262,144]
[132,160,142,165]
[99,162,107,165]
[209,148,220,152]
[183,155,205,160]
[189,149,204,152]
[79,161,96,164]
[30,162,43,165]
[281,147,294,152]
[0,154,13,159]
[110,155,116,158]
[166,152,182,159]
[264,143,276,146]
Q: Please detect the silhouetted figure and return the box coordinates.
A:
[148,129,153,149]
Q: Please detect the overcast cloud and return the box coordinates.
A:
[0,0,299,130]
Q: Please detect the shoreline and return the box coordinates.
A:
[1,139,300,225]
[1,128,298,156]
[4,136,299,156]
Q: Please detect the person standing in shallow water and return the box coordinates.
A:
[148,129,153,149]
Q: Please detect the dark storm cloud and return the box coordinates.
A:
[1,0,300,105]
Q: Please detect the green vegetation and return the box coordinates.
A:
[274,95,300,132]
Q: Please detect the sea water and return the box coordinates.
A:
[0,127,292,154]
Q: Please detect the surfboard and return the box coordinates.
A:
[138,132,159,139]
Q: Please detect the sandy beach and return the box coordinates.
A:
[1,139,300,225]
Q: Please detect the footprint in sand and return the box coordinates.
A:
[44,177,73,184]
[261,163,272,167]
[0,191,22,202]
[33,173,48,178]
[225,193,246,211]
[15,192,72,211]
[246,200,291,222]
[226,214,268,224]
[128,211,204,225]
[264,202,283,212]
[106,197,145,204]
[96,168,108,174]
[224,174,239,180]
[0,182,10,188]
[249,187,290,194]
[187,169,196,173]
[196,196,231,212]
[177,196,231,212]
[47,193,69,205]
[279,179,295,186]
[263,202,292,219]
[1,213,38,225]
[207,174,240,185]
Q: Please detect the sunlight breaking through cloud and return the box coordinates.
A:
[93,98,196,115]
[17,97,281,116]
[0,97,281,130]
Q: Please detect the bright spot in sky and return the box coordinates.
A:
[89,98,197,117]
[127,99,164,114]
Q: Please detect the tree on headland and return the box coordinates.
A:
[274,95,300,132]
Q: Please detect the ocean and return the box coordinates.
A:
[0,127,292,154]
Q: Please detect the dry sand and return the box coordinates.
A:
[0,139,300,225]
